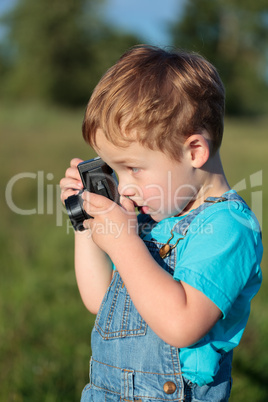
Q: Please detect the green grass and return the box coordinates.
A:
[1,102,267,401]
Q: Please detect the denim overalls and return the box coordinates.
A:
[80,194,244,401]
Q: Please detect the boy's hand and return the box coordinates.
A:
[82,191,138,255]
[60,158,84,204]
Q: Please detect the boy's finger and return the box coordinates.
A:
[60,176,82,189]
[65,166,83,183]
[120,196,136,213]
[61,188,80,203]
[70,158,84,168]
[82,191,114,210]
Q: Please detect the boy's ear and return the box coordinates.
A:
[185,134,210,168]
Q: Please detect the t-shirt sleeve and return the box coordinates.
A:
[173,206,262,318]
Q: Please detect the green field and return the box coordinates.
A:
[1,103,267,401]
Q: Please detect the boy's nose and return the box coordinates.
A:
[118,182,141,199]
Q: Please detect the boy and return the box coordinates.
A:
[60,45,262,401]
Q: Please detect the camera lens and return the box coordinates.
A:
[65,191,91,231]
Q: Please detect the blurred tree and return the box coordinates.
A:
[171,0,268,115]
[0,0,139,106]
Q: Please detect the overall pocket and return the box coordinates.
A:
[94,271,147,339]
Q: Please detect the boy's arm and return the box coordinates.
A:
[74,231,113,314]
[60,159,113,314]
[82,192,222,348]
[111,237,221,348]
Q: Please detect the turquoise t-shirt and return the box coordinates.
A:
[139,191,262,386]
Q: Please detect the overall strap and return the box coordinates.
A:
[173,192,246,236]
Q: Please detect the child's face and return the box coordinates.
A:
[94,129,199,221]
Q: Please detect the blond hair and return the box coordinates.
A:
[82,45,225,160]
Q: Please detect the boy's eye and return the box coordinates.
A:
[130,167,140,173]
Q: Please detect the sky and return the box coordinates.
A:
[99,0,184,47]
[0,0,184,47]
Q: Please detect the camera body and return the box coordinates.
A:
[65,157,119,231]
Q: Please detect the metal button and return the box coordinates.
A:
[163,381,176,394]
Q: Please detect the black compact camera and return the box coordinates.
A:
[65,157,119,231]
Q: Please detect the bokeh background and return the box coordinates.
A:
[1,0,267,400]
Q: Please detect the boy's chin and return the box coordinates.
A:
[149,212,170,222]
[138,206,178,222]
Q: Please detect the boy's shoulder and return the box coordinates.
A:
[175,190,261,238]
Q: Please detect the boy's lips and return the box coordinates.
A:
[130,198,149,214]
[125,197,150,215]
[137,205,150,214]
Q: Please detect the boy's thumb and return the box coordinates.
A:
[120,196,136,213]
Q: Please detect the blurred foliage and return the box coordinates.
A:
[0,0,268,115]
[0,0,267,115]
[0,0,139,106]
[170,0,268,115]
